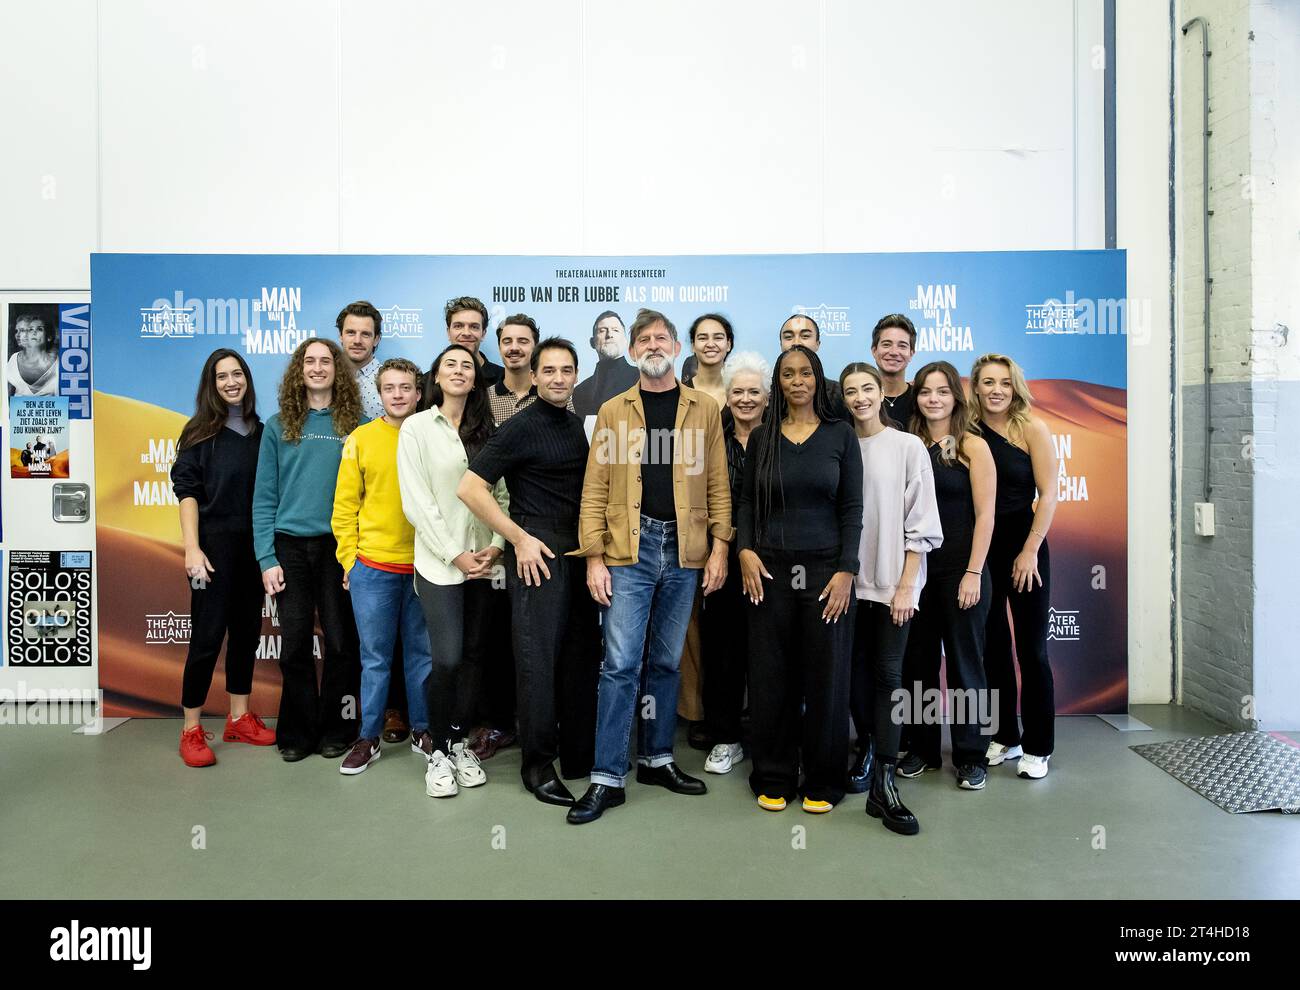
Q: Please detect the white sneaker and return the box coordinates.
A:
[704,742,744,774]
[425,750,458,798]
[1017,753,1050,779]
[451,741,487,788]
[986,741,1023,766]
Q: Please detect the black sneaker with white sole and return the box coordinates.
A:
[957,764,987,790]
[896,752,940,778]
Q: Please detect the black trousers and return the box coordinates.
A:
[700,555,747,743]
[414,572,494,751]
[747,548,855,805]
[849,599,910,762]
[900,568,992,767]
[273,533,361,751]
[506,521,600,788]
[985,510,1055,756]
[180,531,263,710]
[476,583,516,730]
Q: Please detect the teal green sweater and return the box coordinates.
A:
[253,408,358,571]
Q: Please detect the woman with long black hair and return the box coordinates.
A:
[398,343,509,798]
[970,353,1059,779]
[738,345,863,814]
[171,348,275,766]
[840,362,941,835]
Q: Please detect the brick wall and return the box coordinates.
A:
[1177,0,1255,728]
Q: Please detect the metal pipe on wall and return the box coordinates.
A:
[1181,15,1212,503]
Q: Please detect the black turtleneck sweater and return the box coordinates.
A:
[469,396,589,524]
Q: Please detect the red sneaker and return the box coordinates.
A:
[180,725,216,767]
[223,712,277,746]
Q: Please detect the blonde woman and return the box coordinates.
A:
[969,354,1058,779]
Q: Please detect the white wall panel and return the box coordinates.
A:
[583,0,822,254]
[0,0,98,288]
[98,0,340,252]
[824,0,1087,251]
[339,0,583,254]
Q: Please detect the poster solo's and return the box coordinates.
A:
[6,551,93,666]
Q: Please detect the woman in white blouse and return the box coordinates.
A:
[397,344,509,799]
[840,362,942,837]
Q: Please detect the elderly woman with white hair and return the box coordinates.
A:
[700,351,770,774]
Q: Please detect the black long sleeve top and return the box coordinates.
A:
[737,418,864,573]
[170,422,264,537]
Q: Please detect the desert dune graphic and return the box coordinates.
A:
[10,448,71,479]
[93,381,1127,718]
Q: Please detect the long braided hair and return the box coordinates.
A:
[750,345,835,546]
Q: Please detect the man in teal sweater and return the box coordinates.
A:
[252,338,366,762]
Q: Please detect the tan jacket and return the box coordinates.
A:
[570,382,734,568]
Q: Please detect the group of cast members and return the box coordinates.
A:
[172,297,1057,835]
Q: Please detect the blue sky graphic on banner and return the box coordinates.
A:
[90,251,1128,717]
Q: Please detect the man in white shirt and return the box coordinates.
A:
[336,300,409,744]
[337,300,384,421]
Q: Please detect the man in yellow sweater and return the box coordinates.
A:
[332,357,433,774]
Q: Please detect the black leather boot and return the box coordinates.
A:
[865,761,919,835]
[846,735,875,794]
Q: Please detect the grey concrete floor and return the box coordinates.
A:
[1,704,1296,899]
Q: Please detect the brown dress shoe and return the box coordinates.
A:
[470,727,516,761]
[382,709,409,744]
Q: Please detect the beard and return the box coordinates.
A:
[597,341,626,361]
[636,352,673,378]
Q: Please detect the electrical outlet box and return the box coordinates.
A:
[1194,501,1216,537]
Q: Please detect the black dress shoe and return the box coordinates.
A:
[318,740,351,759]
[279,747,312,763]
[532,777,576,807]
[636,762,707,795]
[846,735,875,794]
[865,761,920,835]
[566,784,625,824]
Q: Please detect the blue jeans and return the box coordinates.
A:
[590,517,700,787]
[348,561,432,740]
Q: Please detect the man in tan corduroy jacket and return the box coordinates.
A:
[565,309,733,825]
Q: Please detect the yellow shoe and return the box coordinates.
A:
[802,797,833,814]
[757,794,787,812]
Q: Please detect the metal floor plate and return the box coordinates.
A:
[1131,731,1300,814]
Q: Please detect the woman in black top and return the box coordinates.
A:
[700,351,769,775]
[970,353,1059,779]
[738,346,863,813]
[898,362,997,794]
[170,348,276,767]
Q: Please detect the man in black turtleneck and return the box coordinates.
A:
[457,337,600,809]
[572,310,638,421]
